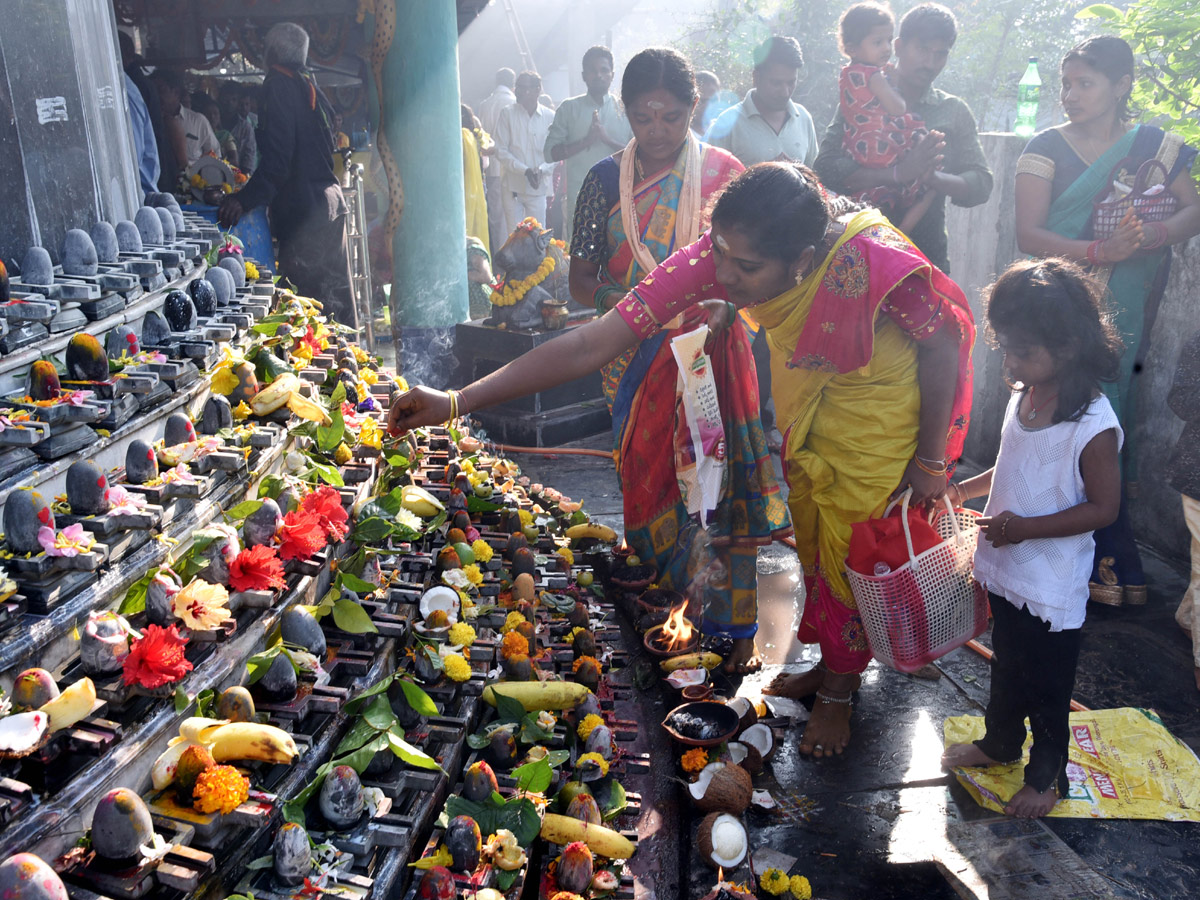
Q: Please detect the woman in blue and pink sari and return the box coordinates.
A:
[1015,36,1200,606]
[568,48,787,673]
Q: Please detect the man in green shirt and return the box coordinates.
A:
[544,46,631,242]
[815,3,993,272]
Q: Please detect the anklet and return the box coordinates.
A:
[815,690,853,705]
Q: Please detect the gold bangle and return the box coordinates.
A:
[912,456,948,477]
[447,390,458,422]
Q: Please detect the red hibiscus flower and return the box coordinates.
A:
[299,325,323,355]
[278,509,326,560]
[229,544,287,592]
[122,624,193,688]
[300,485,349,541]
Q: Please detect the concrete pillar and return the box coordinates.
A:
[386,0,468,388]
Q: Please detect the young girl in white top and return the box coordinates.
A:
[941,258,1124,818]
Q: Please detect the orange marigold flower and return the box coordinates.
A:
[300,485,349,541]
[681,747,709,775]
[278,510,326,560]
[228,544,286,593]
[499,631,529,660]
[122,624,193,688]
[571,655,600,674]
[192,764,249,814]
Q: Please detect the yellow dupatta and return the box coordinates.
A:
[749,209,923,606]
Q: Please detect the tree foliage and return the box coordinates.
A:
[1079,2,1200,148]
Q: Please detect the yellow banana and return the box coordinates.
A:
[206,721,298,764]
[564,523,618,543]
[178,717,231,744]
[286,390,332,426]
[482,681,590,712]
[540,814,635,860]
[251,373,300,415]
[400,485,444,517]
[659,652,724,674]
[40,677,96,733]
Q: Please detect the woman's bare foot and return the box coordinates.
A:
[799,695,853,758]
[941,742,1003,770]
[724,638,762,675]
[1004,783,1060,818]
[762,666,824,699]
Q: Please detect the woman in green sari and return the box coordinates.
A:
[1015,36,1200,606]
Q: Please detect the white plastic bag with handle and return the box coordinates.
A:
[669,326,726,524]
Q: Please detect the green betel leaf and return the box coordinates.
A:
[257,475,289,500]
[224,499,263,521]
[250,322,283,336]
[316,397,345,452]
[362,694,397,731]
[344,673,395,716]
[511,757,553,795]
[332,733,390,774]
[467,495,502,513]
[396,678,440,718]
[173,686,190,713]
[117,568,155,615]
[340,571,376,594]
[245,645,284,684]
[544,749,571,768]
[332,597,379,634]
[350,516,394,544]
[494,693,527,725]
[600,779,628,821]
[505,797,542,846]
[466,732,491,750]
[386,730,444,771]
[335,717,380,756]
[329,381,348,407]
[306,459,344,487]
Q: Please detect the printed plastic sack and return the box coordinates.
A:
[847,503,942,576]
[670,326,726,524]
[944,707,1200,821]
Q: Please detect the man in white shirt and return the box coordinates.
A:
[478,68,516,252]
[544,46,631,242]
[493,71,555,244]
[152,69,219,182]
[704,36,817,167]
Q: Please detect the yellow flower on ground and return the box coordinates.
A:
[517,509,533,528]
[356,381,368,402]
[789,875,812,900]
[556,547,574,566]
[576,752,609,777]
[501,611,526,633]
[463,564,483,586]
[293,343,314,363]
[567,626,587,645]
[192,764,249,815]
[577,713,604,740]
[232,401,252,420]
[681,747,709,775]
[447,622,476,647]
[471,540,493,564]
[443,653,472,682]
[173,579,231,630]
[760,869,789,897]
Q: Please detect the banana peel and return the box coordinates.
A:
[151,720,298,790]
[659,652,724,674]
[251,373,300,415]
[400,485,444,518]
[286,390,332,426]
[540,813,635,860]
[40,677,95,733]
[481,681,591,712]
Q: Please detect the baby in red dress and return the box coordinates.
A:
[838,2,933,232]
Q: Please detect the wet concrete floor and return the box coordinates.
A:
[516,434,1200,900]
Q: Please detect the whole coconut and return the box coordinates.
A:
[694,763,753,815]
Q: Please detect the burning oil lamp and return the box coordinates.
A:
[643,603,700,658]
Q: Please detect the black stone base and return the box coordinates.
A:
[472,400,611,448]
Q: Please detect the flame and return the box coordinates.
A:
[661,603,693,651]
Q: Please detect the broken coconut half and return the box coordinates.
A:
[725,696,757,732]
[0,711,49,757]
[697,812,748,869]
[689,762,752,815]
[739,722,774,760]
[418,585,460,623]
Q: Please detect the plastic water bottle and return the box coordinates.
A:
[1015,58,1041,138]
[874,562,892,576]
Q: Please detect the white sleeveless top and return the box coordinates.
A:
[972,392,1122,631]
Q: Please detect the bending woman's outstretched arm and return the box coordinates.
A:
[387,311,640,434]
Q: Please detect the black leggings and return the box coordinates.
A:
[974,593,1082,796]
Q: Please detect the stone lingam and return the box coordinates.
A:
[121,433,206,505]
[56,459,162,547]
[0,361,109,460]
[57,228,133,318]
[104,326,174,411]
[158,411,245,478]
[1,488,108,582]
[140,301,219,371]
[58,333,142,430]
[0,249,56,352]
[186,278,238,342]
[114,218,167,292]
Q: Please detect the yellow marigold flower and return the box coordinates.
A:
[471,540,493,563]
[360,367,378,386]
[244,261,260,281]
[462,459,476,474]
[681,747,709,775]
[358,418,382,450]
[576,752,608,777]
[555,547,574,566]
[193,764,249,815]
[353,346,370,365]
[576,713,604,740]
[334,442,352,465]
[499,631,529,659]
[443,653,472,683]
[789,875,812,900]
[517,509,533,528]
[571,655,600,674]
[567,626,587,645]
[759,869,789,897]
[463,564,483,586]
[173,579,231,630]
[356,381,368,402]
[447,622,476,647]
[232,401,252,420]
[501,611,526,633]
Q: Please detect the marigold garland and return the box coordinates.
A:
[789,875,813,900]
[500,631,530,660]
[193,764,250,815]
[490,255,556,308]
[501,611,526,633]
[572,655,600,674]
[681,747,709,775]
[576,752,609,776]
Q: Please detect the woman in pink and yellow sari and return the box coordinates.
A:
[388,164,975,756]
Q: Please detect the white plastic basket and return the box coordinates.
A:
[845,490,989,673]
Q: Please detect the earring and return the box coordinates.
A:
[794,268,805,286]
